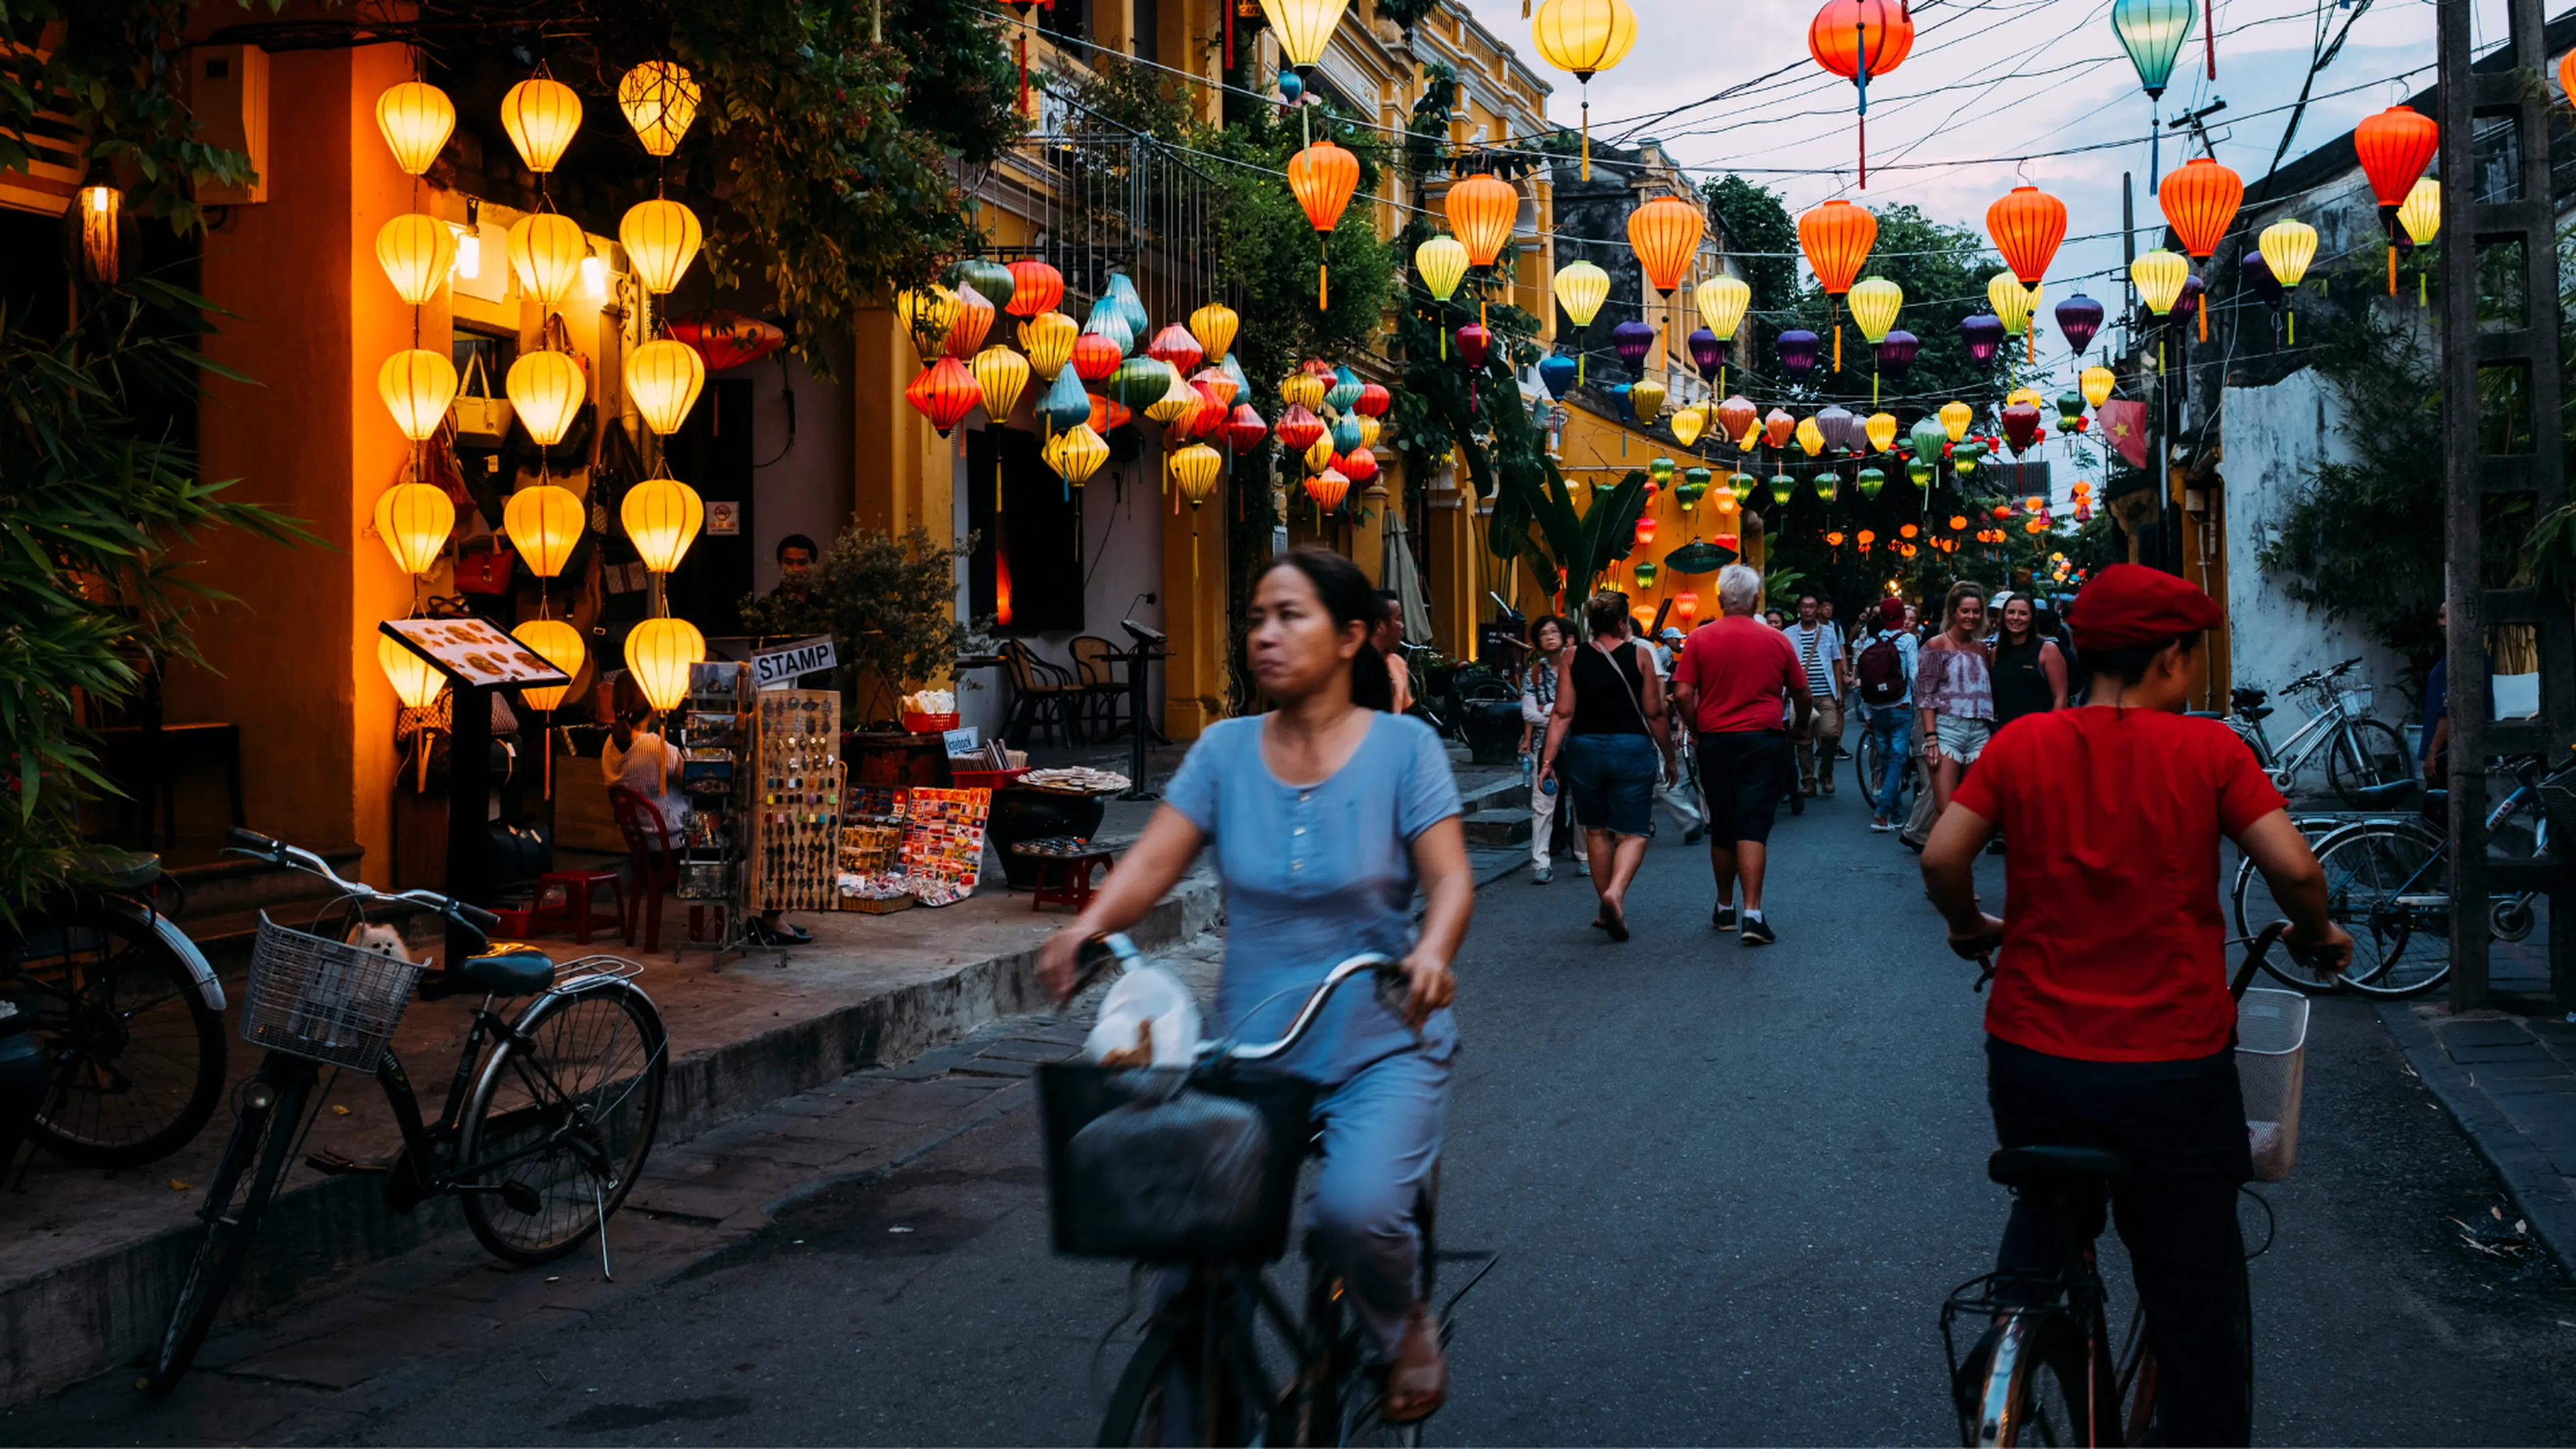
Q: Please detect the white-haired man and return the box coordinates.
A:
[1670,564,1811,946]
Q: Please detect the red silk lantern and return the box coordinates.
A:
[1146,323,1205,376]
[1633,516,1658,549]
[669,311,785,372]
[1186,381,1227,439]
[904,356,980,437]
[2000,401,2041,454]
[1071,331,1122,383]
[2157,156,2243,259]
[1454,323,1491,368]
[1275,402,1326,453]
[1342,446,1379,484]
[1799,199,1875,294]
[1444,172,1518,267]
[1225,403,1270,453]
[1287,140,1360,307]
[2355,105,2438,295]
[1354,381,1391,417]
[1985,185,2066,286]
[1807,0,1913,188]
[1627,195,1705,294]
[1004,260,1063,317]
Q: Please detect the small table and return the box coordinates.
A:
[1008,835,1116,914]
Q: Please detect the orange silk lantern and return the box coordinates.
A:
[1986,184,2066,286]
[1716,395,1758,443]
[2354,105,2440,296]
[1763,408,1796,448]
[2158,156,2242,337]
[1004,260,1065,317]
[1633,516,1658,549]
[1674,591,1699,623]
[945,286,996,360]
[904,357,980,437]
[1800,199,1876,370]
[1806,0,1913,188]
[1287,141,1361,309]
[1627,195,1704,294]
[1305,468,1352,512]
[1445,172,1518,268]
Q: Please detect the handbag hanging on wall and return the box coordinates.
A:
[453,537,518,596]
[452,349,513,449]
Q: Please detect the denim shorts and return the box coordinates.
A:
[1560,733,1658,837]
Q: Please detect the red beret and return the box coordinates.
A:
[2067,564,2223,649]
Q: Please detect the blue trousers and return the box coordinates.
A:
[1862,702,1912,818]
[1311,1044,1451,1357]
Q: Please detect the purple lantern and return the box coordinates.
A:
[1776,328,1821,381]
[2171,274,2204,327]
[1686,326,1726,382]
[2053,294,2104,356]
[1611,319,1656,370]
[1816,405,1860,453]
[1876,329,1919,382]
[2239,252,2283,307]
[1960,313,2004,368]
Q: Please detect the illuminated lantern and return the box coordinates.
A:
[1192,366,1240,413]
[1148,323,1205,377]
[1415,235,1470,303]
[1071,331,1123,385]
[1815,405,1859,452]
[2112,0,2196,102]
[1986,184,2066,290]
[500,76,582,174]
[1170,443,1223,505]
[1675,592,1699,624]
[1324,366,1364,415]
[1276,402,1327,453]
[1825,531,1845,548]
[906,356,981,437]
[513,619,586,713]
[1856,467,1886,500]
[1226,404,1270,452]
[1717,395,1758,442]
[620,198,702,297]
[2399,176,2441,246]
[1455,323,1492,369]
[1799,199,1876,297]
[1687,329,1726,382]
[1795,415,1826,458]
[2159,156,2243,266]
[2259,218,2318,340]
[2001,401,2041,454]
[1865,411,1897,452]
[1262,0,1352,67]
[506,212,586,307]
[622,477,704,573]
[1020,311,1078,380]
[1632,561,1658,592]
[1953,441,1983,475]
[1939,400,1972,441]
[1696,274,1752,343]
[1354,382,1391,419]
[1531,0,1638,179]
[1807,0,1915,186]
[503,484,584,578]
[1627,195,1705,297]
[1553,258,1611,364]
[2057,390,2087,431]
[379,634,445,710]
[1647,458,1676,490]
[1336,446,1377,486]
[1856,529,1875,553]
[1630,376,1666,421]
[1847,278,1902,343]
[1634,517,1661,553]
[617,61,700,157]
[2359,105,2443,297]
[1768,472,1796,505]
[1902,523,1920,538]
[506,349,586,447]
[376,81,455,176]
[1777,328,1821,380]
[1005,260,1065,318]
[1611,319,1656,370]
[378,349,458,443]
[1960,313,2003,368]
[627,337,706,435]
[1905,455,1934,488]
[959,260,1015,316]
[1764,409,1796,448]
[1811,470,1840,502]
[898,286,960,366]
[1281,371,1328,413]
[1988,273,2039,339]
[624,616,704,713]
[945,286,996,361]
[2132,250,2188,315]
[1146,372,1203,430]
[375,215,456,305]
[1671,405,1706,448]
[1287,141,1360,307]
[1178,306,1237,371]
[1949,514,1969,531]
[1046,424,1110,487]
[372,483,453,576]
[1305,468,1352,512]
[1305,435,1336,474]
[1444,173,1519,270]
[2055,294,2104,356]
[2006,386,2044,411]
[1877,330,1919,381]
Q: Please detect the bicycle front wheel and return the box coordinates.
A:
[148,1059,316,1394]
[455,976,667,1264]
[2326,719,2411,806]
[2314,824,2452,998]
[7,906,225,1167]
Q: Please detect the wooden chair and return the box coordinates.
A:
[608,786,704,952]
[1067,635,1129,739]
[1000,640,1083,747]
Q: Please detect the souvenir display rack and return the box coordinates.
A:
[673,662,752,964]
[746,689,843,912]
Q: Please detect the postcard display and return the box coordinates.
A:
[837,783,991,908]
[747,690,845,913]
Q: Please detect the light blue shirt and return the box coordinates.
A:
[1164,712,1463,1083]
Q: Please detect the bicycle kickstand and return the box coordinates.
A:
[594,1179,615,1283]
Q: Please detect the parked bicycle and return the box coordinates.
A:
[148,828,668,1394]
[1944,924,2301,1447]
[1040,936,1493,1447]
[2211,658,2410,806]
[0,848,228,1168]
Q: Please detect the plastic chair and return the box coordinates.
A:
[608,786,704,952]
[1000,640,1083,747]
[532,869,627,944]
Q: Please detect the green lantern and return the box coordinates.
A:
[1813,470,1841,502]
[1953,441,1984,476]
[1906,455,1934,488]
[2056,390,2087,431]
[1768,472,1796,505]
[1729,471,1757,505]
[1856,466,1886,500]
[1634,559,1659,589]
[1648,455,1676,487]
[1908,415,1948,460]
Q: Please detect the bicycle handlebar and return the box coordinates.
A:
[225,826,495,952]
[1218,953,1407,1063]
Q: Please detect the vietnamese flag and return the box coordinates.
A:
[2098,399,2149,470]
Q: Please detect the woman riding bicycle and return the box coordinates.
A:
[1038,546,1474,1424]
[1919,566,2352,1447]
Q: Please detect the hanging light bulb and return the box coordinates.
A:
[378,633,445,710]
[508,212,587,306]
[378,349,458,442]
[375,214,456,305]
[503,484,585,578]
[623,477,705,573]
[620,198,702,296]
[500,75,582,174]
[375,80,455,176]
[372,482,454,576]
[580,250,608,299]
[506,349,587,447]
[616,61,700,158]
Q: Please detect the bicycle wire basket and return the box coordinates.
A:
[1036,1060,1315,1262]
[239,914,427,1072]
[2237,987,2310,1183]
[2338,685,2374,716]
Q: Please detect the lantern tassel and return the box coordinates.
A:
[2389,243,2398,297]
[2287,308,2296,345]
[2420,271,2428,309]
[1580,95,1591,182]
[1833,321,1842,374]
[2197,304,2208,343]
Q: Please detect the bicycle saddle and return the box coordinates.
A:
[2350,779,2422,810]
[76,846,163,894]
[1988,1146,2131,1186]
[441,947,557,998]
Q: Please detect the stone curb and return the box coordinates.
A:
[2375,1001,2576,1277]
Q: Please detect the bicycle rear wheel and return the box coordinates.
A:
[2327,719,2411,806]
[147,1059,316,1394]
[2313,824,2452,998]
[1974,1311,2107,1448]
[6,906,225,1167]
[456,977,667,1264]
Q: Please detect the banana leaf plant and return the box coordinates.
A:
[1485,457,1651,608]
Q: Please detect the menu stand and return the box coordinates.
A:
[1115,619,1172,801]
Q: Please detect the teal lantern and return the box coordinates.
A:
[1331,414,1363,451]
[2111,0,2196,101]
[1039,366,1092,432]
[1856,466,1886,500]
[1813,470,1841,502]
[1768,472,1796,505]
[1326,365,1364,415]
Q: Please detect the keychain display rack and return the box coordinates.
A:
[747,690,843,913]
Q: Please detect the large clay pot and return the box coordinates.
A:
[987,786,1107,888]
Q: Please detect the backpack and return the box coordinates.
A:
[1856,631,1909,707]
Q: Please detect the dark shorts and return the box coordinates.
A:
[1695,729,1792,846]
[1560,733,1657,837]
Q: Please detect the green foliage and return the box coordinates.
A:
[1701,174,1796,321]
[737,525,985,718]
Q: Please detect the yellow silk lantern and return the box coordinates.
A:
[1795,415,1825,457]
[1865,411,1898,452]
[1170,443,1222,504]
[620,199,701,295]
[378,350,458,443]
[1146,373,1201,427]
[626,338,706,436]
[503,484,584,578]
[2081,366,2116,409]
[1260,0,1352,68]
[898,286,961,366]
[1355,414,1382,450]
[375,215,456,305]
[623,477,704,573]
[1281,371,1328,413]
[2006,386,2044,410]
[616,61,700,158]
[1847,277,1902,343]
[1046,423,1110,486]
[1415,235,1469,301]
[1020,312,1077,380]
[508,212,587,306]
[506,349,587,447]
[513,618,586,712]
[2398,177,2440,245]
[1532,0,1638,179]
[971,346,1030,422]
[1695,274,1751,339]
[1670,404,1705,448]
[378,633,445,709]
[1189,303,1240,362]
[623,616,704,712]
[1552,261,1611,329]
[2258,219,2316,288]
[1988,272,2038,335]
[1630,377,1666,420]
[2131,250,2188,315]
[1939,399,1972,442]
[500,76,582,174]
[1304,433,1335,474]
[375,81,454,176]
[372,482,454,576]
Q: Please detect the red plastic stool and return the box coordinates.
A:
[1013,838,1115,914]
[531,869,627,944]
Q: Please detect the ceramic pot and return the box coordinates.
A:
[988,786,1107,888]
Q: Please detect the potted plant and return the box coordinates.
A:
[738,525,988,725]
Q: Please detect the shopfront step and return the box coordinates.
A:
[1461,808,1533,847]
[162,841,365,922]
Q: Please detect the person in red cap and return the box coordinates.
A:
[1919,564,2352,1448]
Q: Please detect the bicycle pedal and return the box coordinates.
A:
[304,1149,391,1176]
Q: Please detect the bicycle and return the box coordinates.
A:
[1040,938,1493,1447]
[2214,658,2410,806]
[1,847,229,1168]
[2230,753,2571,998]
[147,828,669,1394]
[1854,716,1921,811]
[1944,924,2297,1447]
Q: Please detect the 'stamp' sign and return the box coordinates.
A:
[752,635,837,688]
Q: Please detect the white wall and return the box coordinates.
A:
[747,341,856,596]
[2221,367,2410,712]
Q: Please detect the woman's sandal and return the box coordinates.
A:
[1601,900,1629,943]
[1383,1307,1448,1423]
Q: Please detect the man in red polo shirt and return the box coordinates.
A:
[1920,565,2351,1447]
[1670,564,1811,946]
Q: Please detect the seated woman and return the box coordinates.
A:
[606,706,808,945]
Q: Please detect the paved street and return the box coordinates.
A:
[20,786,2576,1445]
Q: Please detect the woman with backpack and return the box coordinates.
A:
[1851,597,1920,832]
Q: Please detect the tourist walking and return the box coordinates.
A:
[1911,582,1994,841]
[1992,594,2069,731]
[1670,564,1811,947]
[1649,627,1707,843]
[1517,614,1585,883]
[1536,592,1676,942]
[1851,596,1920,832]
[1784,594,1846,799]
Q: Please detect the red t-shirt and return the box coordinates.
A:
[1949,708,2286,1063]
[1672,616,1805,735]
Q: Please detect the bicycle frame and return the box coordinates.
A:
[2237,682,2356,786]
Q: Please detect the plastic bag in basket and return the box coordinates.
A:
[1065,1079,1275,1252]
[1084,965,1199,1067]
